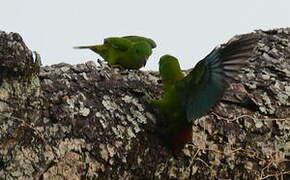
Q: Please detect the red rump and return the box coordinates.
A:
[171,122,193,149]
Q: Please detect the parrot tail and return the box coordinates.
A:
[73,45,105,55]
[73,45,96,49]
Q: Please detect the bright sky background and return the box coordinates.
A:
[1,1,290,70]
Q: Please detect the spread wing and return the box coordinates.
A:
[178,34,259,122]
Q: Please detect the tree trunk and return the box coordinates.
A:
[0,29,289,179]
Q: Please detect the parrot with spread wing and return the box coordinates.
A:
[151,34,259,150]
[74,36,156,69]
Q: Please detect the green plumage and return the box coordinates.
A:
[158,55,185,91]
[152,35,259,149]
[75,36,156,69]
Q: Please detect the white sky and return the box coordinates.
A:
[1,0,290,70]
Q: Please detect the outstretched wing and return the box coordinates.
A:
[179,34,259,122]
[104,37,132,51]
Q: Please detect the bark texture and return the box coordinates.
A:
[0,29,289,179]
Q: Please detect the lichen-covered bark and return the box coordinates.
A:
[0,29,289,180]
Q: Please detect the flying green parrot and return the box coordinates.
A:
[74,36,156,69]
[151,35,259,150]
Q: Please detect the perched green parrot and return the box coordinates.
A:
[74,36,156,69]
[151,35,259,150]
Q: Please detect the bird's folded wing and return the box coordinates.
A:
[104,37,132,51]
[123,36,157,48]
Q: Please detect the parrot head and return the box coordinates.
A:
[133,42,153,67]
[158,55,184,87]
[146,38,157,49]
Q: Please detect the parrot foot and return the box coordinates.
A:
[110,64,126,70]
[97,59,105,66]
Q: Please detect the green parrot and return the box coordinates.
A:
[151,35,259,150]
[74,36,156,69]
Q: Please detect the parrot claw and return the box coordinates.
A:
[110,64,126,70]
[97,59,105,66]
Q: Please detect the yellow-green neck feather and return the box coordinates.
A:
[159,55,185,91]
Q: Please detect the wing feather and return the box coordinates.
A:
[179,34,259,122]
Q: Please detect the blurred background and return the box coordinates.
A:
[1,0,290,70]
